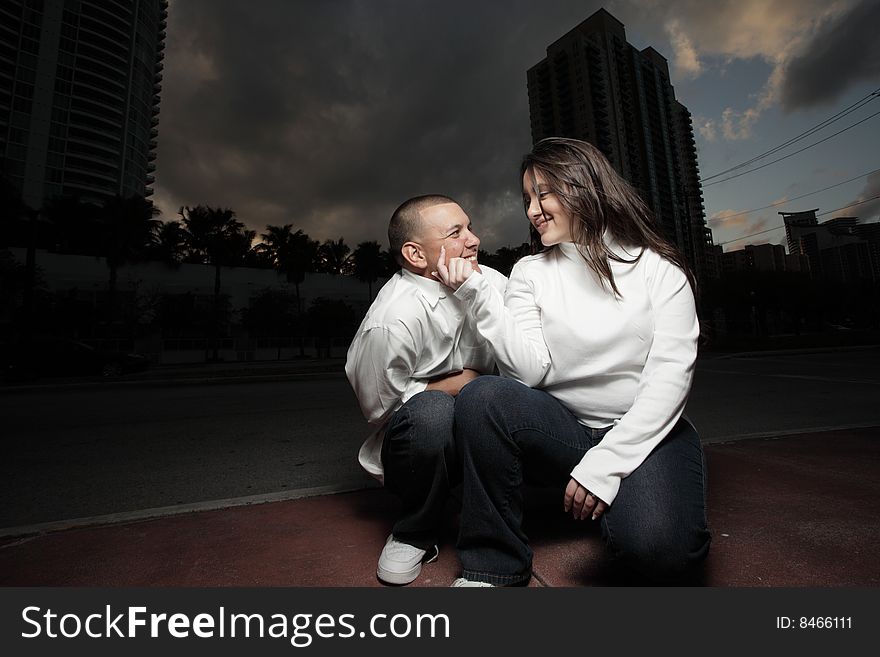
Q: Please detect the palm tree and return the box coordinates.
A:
[152,220,187,266]
[241,288,297,360]
[179,205,255,361]
[315,237,352,275]
[351,240,385,300]
[0,174,31,249]
[491,243,531,277]
[287,229,319,309]
[0,176,39,337]
[257,224,294,266]
[43,195,101,255]
[257,224,318,313]
[99,195,160,319]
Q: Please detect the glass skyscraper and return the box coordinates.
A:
[0,0,168,210]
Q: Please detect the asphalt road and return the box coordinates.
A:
[2,348,879,529]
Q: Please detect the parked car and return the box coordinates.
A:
[2,337,150,381]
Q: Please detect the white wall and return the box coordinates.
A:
[9,248,385,312]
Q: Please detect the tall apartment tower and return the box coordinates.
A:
[782,209,878,282]
[527,8,714,281]
[0,0,168,210]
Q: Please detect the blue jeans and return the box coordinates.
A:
[382,390,458,551]
[455,376,711,585]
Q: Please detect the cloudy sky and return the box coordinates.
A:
[152,0,880,253]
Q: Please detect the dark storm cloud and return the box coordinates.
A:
[781,0,880,111]
[155,0,606,250]
[834,170,880,222]
[154,1,879,251]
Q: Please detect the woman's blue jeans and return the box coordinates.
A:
[455,376,711,585]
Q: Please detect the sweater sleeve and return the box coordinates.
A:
[569,254,699,505]
[453,262,551,387]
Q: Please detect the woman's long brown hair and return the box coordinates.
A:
[522,137,696,297]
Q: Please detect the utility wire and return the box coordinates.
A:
[709,167,880,223]
[718,226,785,246]
[817,193,880,217]
[703,109,880,187]
[701,88,880,182]
[718,194,880,246]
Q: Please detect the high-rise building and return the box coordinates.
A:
[527,8,714,281]
[0,0,168,210]
[782,209,878,283]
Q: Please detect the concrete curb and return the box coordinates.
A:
[0,369,346,393]
[0,480,380,540]
[700,422,880,444]
[5,426,875,540]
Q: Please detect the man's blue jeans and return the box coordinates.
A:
[455,376,711,585]
[382,390,458,551]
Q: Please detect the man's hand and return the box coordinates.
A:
[425,368,481,397]
[433,245,479,291]
[563,478,607,521]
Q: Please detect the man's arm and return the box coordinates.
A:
[425,368,480,397]
[345,326,423,425]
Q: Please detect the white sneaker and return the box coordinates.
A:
[451,577,495,587]
[377,535,438,585]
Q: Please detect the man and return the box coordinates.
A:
[345,195,507,585]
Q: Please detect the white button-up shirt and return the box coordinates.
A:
[346,266,508,481]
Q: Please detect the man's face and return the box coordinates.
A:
[413,203,480,278]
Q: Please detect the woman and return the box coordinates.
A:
[434,137,710,586]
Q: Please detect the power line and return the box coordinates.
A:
[709,167,880,223]
[817,193,880,217]
[718,194,880,246]
[702,90,878,181]
[701,88,880,182]
[703,109,880,187]
[718,226,785,246]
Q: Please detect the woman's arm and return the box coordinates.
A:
[569,252,699,506]
[435,247,551,387]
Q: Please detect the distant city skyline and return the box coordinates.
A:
[102,1,880,253]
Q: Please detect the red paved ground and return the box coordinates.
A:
[1,428,877,587]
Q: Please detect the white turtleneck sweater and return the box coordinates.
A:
[453,240,699,506]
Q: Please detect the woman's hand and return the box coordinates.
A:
[564,478,607,521]
[433,245,479,291]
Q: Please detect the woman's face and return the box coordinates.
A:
[522,169,574,246]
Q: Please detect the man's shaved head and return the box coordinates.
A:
[388,194,457,266]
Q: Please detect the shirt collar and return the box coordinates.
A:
[400,268,446,307]
[556,231,638,262]
[556,241,583,263]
